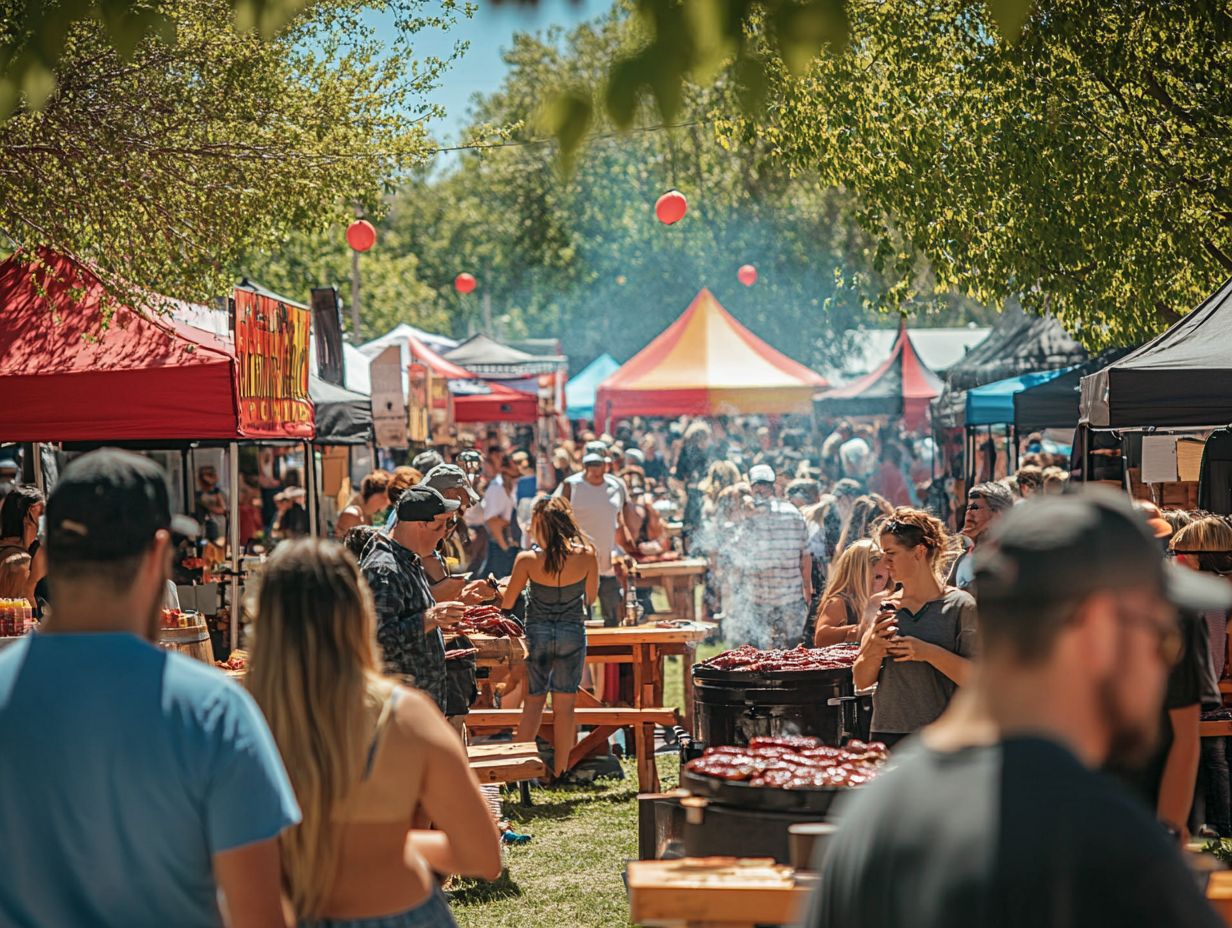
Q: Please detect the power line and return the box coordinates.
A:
[426,118,716,156]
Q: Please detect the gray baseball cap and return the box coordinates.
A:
[421,463,480,505]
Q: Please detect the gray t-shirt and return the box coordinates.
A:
[871,588,978,734]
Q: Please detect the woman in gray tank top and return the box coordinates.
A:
[502,496,599,779]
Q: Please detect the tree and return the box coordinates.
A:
[0,0,465,308]
[262,9,983,370]
[749,0,1232,347]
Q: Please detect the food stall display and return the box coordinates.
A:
[156,609,214,664]
[0,600,35,638]
[685,737,887,796]
[454,604,524,638]
[693,644,860,749]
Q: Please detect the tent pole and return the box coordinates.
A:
[31,443,45,495]
[228,442,240,655]
[306,441,319,537]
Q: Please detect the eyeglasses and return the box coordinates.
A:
[1116,603,1183,667]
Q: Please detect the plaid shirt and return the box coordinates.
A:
[360,533,447,711]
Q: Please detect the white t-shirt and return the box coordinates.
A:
[840,437,872,478]
[482,476,515,523]
[556,472,625,576]
[464,477,488,527]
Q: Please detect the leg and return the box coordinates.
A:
[516,694,548,745]
[552,692,578,777]
[599,574,623,627]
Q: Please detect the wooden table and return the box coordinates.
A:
[629,859,1232,928]
[633,557,709,622]
[585,620,715,735]
[627,858,810,927]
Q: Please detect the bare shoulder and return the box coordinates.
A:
[390,685,454,745]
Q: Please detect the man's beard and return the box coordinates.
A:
[1096,671,1161,769]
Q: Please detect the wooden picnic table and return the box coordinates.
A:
[466,740,546,785]
[632,556,709,622]
[628,859,1232,928]
[584,620,715,738]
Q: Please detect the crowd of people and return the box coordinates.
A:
[5,408,1232,927]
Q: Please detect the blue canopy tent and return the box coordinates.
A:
[566,353,619,421]
[966,367,1074,426]
[963,367,1074,484]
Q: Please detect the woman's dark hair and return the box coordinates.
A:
[359,471,391,503]
[0,486,43,540]
[532,495,591,575]
[342,525,379,562]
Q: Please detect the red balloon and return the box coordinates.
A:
[655,189,688,225]
[738,264,758,287]
[346,219,376,252]
[454,272,477,295]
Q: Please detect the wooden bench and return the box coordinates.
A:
[467,741,546,785]
[465,707,678,792]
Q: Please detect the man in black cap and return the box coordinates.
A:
[810,489,1232,928]
[361,485,468,712]
[0,450,299,927]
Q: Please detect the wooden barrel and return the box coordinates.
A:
[159,624,213,665]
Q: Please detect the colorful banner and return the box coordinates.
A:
[234,288,313,438]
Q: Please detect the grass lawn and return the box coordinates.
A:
[452,638,727,927]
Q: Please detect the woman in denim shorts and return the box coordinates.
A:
[502,496,599,778]
[247,540,501,927]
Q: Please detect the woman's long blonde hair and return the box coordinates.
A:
[816,539,879,626]
[246,539,389,919]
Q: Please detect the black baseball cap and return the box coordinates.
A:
[46,449,171,562]
[395,485,460,523]
[412,450,445,473]
[975,489,1232,613]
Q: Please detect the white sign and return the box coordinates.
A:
[370,345,408,449]
[1141,435,1179,484]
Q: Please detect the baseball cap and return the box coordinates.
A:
[584,440,610,461]
[749,463,776,485]
[625,448,645,466]
[46,449,171,562]
[412,450,445,474]
[0,455,18,475]
[975,489,1232,614]
[582,452,606,466]
[421,463,480,505]
[396,485,460,522]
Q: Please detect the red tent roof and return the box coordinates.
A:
[595,288,827,425]
[814,320,944,431]
[0,251,244,441]
[405,331,538,422]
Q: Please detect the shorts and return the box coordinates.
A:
[526,619,587,696]
[301,890,456,928]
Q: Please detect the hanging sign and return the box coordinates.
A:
[371,345,408,449]
[233,288,314,438]
[407,362,431,444]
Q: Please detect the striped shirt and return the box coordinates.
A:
[738,498,808,607]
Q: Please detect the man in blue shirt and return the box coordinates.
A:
[0,450,300,928]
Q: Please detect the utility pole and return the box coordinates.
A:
[348,202,363,338]
[482,290,493,334]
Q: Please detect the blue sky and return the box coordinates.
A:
[404,1,614,144]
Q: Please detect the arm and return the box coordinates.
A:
[584,551,599,605]
[500,553,533,611]
[813,599,859,647]
[800,551,813,604]
[411,697,502,880]
[1158,703,1201,839]
[27,544,46,605]
[214,838,290,928]
[853,615,895,690]
[486,515,512,550]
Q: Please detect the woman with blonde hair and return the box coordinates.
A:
[700,460,742,519]
[247,539,500,927]
[812,540,890,647]
[503,496,598,779]
[855,507,976,747]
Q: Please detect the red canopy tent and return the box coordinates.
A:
[406,332,538,423]
[595,288,828,427]
[0,250,248,441]
[813,320,944,432]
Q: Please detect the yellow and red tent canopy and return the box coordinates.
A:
[595,288,827,426]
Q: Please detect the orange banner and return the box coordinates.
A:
[234,289,314,438]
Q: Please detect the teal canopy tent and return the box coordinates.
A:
[566,353,619,420]
[966,367,1074,427]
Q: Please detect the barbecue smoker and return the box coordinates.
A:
[692,659,856,748]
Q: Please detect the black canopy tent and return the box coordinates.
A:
[1080,276,1232,429]
[942,300,1088,393]
[310,375,372,446]
[1013,348,1134,433]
